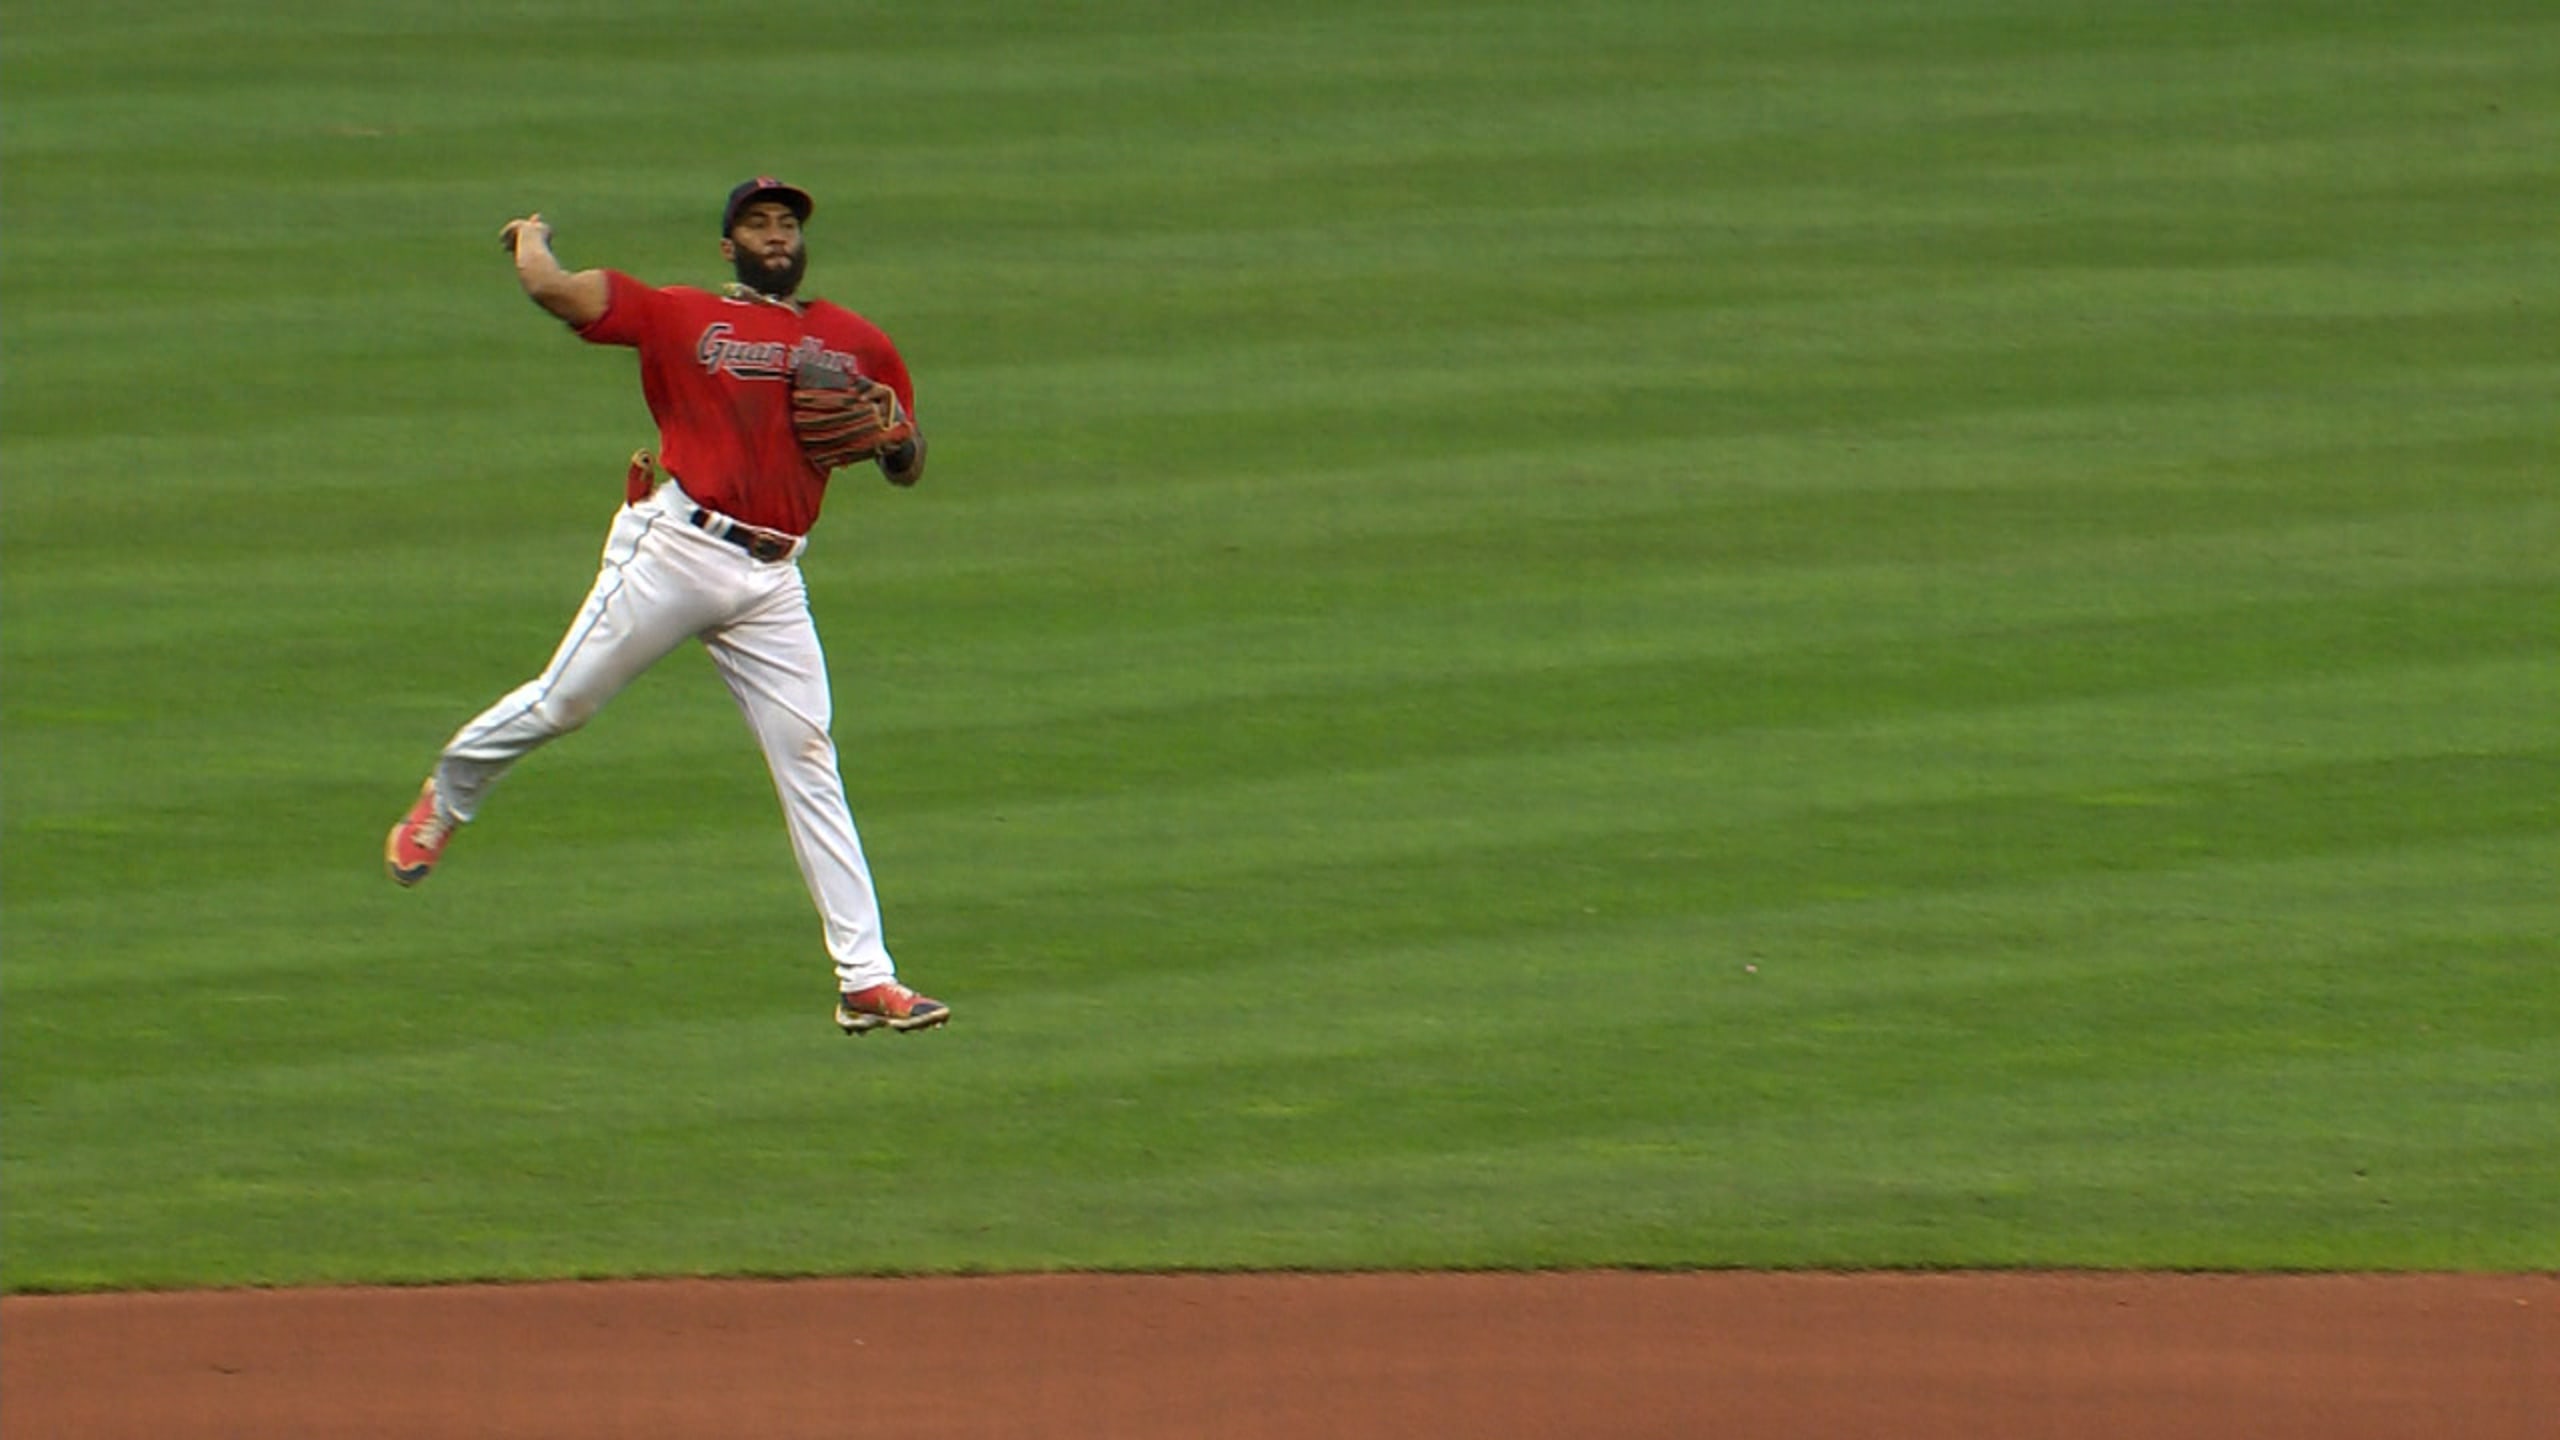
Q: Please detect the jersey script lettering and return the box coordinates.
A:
[695,323,865,382]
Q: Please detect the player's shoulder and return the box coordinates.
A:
[604,277,742,308]
[801,296,889,339]
[596,273,722,313]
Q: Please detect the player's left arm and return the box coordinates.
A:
[866,344,927,488]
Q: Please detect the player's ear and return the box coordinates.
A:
[719,237,738,262]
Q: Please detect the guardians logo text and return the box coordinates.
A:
[695,324,862,382]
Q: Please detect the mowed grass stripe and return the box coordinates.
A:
[23,837,2552,1282]
[11,636,2549,1007]
[9,551,2545,910]
[30,840,2551,1281]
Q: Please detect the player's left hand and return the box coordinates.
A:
[790,364,915,471]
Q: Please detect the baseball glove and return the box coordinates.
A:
[791,362,914,471]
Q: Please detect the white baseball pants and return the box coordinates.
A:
[432,480,897,991]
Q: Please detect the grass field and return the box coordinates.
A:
[4,0,2556,1291]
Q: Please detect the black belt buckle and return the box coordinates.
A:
[690,508,793,562]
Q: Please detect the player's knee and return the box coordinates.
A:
[767,717,833,770]
[531,692,601,734]
[801,730,835,767]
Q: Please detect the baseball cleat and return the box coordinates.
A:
[836,982,951,1036]
[384,778,459,887]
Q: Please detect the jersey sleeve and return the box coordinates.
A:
[822,306,916,419]
[869,341,917,421]
[575,270,661,348]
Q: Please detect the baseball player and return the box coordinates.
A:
[384,177,948,1037]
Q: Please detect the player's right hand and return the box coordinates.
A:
[499,213,550,254]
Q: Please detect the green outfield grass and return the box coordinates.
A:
[4,0,2555,1290]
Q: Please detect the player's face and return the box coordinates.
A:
[724,202,808,296]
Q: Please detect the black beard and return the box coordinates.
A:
[731,243,807,297]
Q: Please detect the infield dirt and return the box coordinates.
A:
[6,1271,2552,1438]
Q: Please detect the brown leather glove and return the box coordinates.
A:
[790,362,915,471]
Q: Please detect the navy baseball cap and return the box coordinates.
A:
[723,177,814,233]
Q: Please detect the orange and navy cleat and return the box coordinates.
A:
[836,982,951,1036]
[384,778,459,887]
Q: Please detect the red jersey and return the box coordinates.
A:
[578,270,916,536]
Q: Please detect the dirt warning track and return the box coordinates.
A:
[6,1271,2552,1439]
